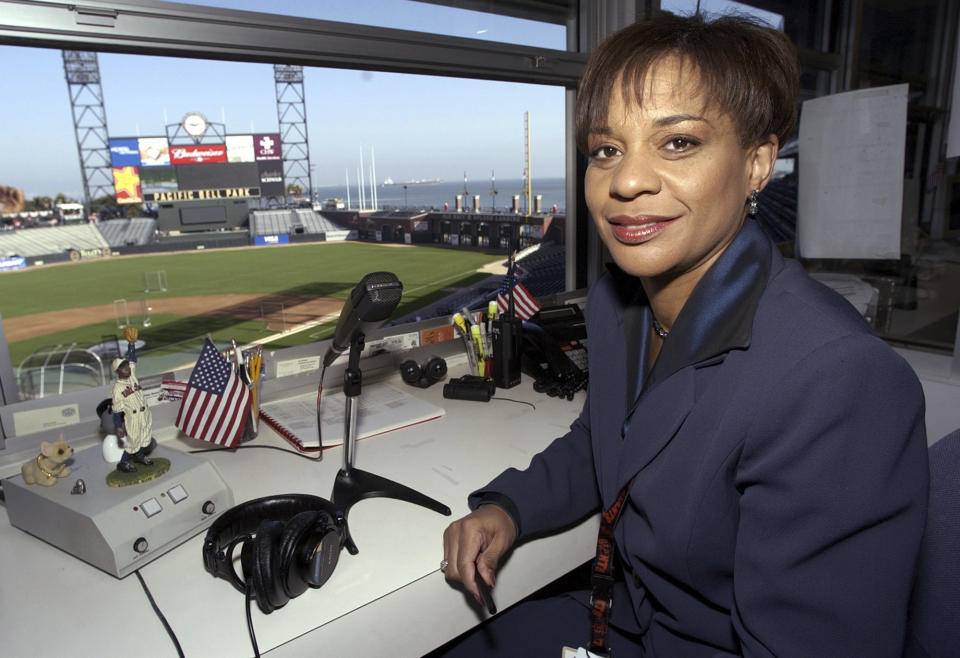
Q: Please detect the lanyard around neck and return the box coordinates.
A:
[588,478,634,657]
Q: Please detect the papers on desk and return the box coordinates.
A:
[259,381,445,452]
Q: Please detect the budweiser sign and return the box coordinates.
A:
[170,144,228,164]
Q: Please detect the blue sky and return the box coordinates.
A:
[0,1,567,199]
[0,0,779,200]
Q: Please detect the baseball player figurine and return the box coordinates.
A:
[112,327,154,473]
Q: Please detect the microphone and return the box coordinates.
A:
[323,272,403,368]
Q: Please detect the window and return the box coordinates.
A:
[663,0,960,358]
[0,0,579,407]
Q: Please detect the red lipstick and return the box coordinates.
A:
[607,215,675,244]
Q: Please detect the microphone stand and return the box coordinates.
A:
[332,332,451,555]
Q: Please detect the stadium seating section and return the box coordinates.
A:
[249,209,344,236]
[0,223,109,258]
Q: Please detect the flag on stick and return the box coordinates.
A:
[496,258,541,321]
[175,337,251,447]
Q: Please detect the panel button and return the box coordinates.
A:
[140,498,162,517]
[167,484,188,504]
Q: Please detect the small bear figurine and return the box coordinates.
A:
[21,435,74,486]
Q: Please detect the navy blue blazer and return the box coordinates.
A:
[472,220,929,656]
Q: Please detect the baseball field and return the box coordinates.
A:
[0,241,501,371]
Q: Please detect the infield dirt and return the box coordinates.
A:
[4,294,343,343]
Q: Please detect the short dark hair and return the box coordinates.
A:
[575,13,799,153]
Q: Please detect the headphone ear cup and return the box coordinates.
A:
[423,356,447,384]
[400,359,422,385]
[302,513,342,588]
[249,520,288,614]
[276,511,322,601]
[206,494,345,611]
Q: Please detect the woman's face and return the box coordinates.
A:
[584,56,775,286]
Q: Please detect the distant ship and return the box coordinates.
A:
[382,177,443,186]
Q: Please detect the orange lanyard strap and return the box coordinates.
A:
[589,479,634,657]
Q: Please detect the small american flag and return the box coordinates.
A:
[160,380,187,401]
[496,260,541,321]
[175,337,250,447]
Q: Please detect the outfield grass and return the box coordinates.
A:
[0,242,499,316]
[2,242,501,366]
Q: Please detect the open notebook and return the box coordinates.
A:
[259,381,445,452]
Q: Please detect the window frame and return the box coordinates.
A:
[0,0,585,84]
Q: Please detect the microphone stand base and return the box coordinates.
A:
[332,466,452,555]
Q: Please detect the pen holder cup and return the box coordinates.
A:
[492,315,522,389]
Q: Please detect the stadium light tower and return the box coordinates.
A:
[63,51,114,212]
[274,64,313,203]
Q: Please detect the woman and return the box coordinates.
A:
[441,12,928,657]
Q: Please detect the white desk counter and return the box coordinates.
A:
[0,373,596,657]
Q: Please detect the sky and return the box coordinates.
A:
[0,0,780,200]
[0,1,568,199]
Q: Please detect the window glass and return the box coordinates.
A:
[663,0,960,356]
[0,45,566,399]
[661,0,783,30]
[798,66,834,103]
[661,0,833,52]
[856,0,940,89]
[180,0,567,49]
[798,0,958,355]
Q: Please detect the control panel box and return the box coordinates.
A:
[4,444,233,578]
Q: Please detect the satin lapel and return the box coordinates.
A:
[616,366,696,490]
[648,220,771,385]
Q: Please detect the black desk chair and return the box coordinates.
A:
[904,429,960,657]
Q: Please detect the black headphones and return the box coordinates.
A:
[399,355,447,388]
[202,494,345,614]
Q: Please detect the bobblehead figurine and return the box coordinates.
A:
[111,327,155,473]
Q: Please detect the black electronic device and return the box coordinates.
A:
[458,374,497,396]
[443,375,496,402]
[530,302,587,343]
[400,356,447,388]
[522,303,588,400]
[202,494,344,614]
[491,313,522,389]
[323,271,403,368]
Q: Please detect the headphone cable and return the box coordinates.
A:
[246,588,262,658]
[316,363,327,461]
[135,569,185,658]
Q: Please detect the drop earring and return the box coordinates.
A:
[748,189,759,216]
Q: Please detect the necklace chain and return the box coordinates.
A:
[652,317,669,339]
